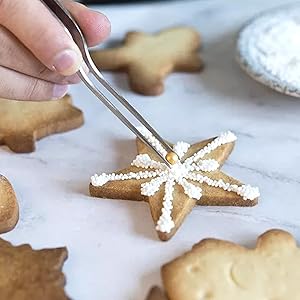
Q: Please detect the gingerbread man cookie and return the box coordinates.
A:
[162,229,300,300]
[0,94,84,153]
[90,127,259,241]
[146,286,167,300]
[91,27,203,95]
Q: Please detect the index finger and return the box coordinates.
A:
[63,0,111,47]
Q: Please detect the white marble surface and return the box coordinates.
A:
[1,0,300,299]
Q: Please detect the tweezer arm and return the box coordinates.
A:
[40,0,178,167]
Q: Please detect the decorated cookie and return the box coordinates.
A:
[162,229,300,300]
[146,287,167,300]
[0,238,68,299]
[90,127,259,241]
[0,175,18,233]
[0,94,84,153]
[91,27,203,95]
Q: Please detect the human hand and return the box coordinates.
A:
[0,0,110,101]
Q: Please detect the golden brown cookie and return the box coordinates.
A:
[0,175,19,233]
[162,229,300,300]
[146,286,168,300]
[0,94,84,153]
[90,128,259,241]
[0,238,69,300]
[91,27,203,95]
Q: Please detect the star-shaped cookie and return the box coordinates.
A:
[0,175,18,234]
[90,128,259,241]
[91,27,203,95]
[0,94,84,153]
[162,229,300,300]
[0,238,68,299]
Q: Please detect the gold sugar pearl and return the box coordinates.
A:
[166,152,179,165]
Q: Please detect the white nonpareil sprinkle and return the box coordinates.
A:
[91,128,259,234]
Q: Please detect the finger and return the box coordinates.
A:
[0,26,80,84]
[0,0,82,76]
[0,66,68,101]
[63,0,111,47]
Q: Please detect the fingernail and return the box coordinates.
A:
[66,62,89,84]
[52,84,68,99]
[76,2,88,9]
[53,49,81,76]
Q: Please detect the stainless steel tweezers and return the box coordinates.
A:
[41,0,177,167]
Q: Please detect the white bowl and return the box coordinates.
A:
[237,4,300,98]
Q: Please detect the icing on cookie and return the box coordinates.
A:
[91,128,260,233]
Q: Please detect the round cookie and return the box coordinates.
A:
[0,175,19,233]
